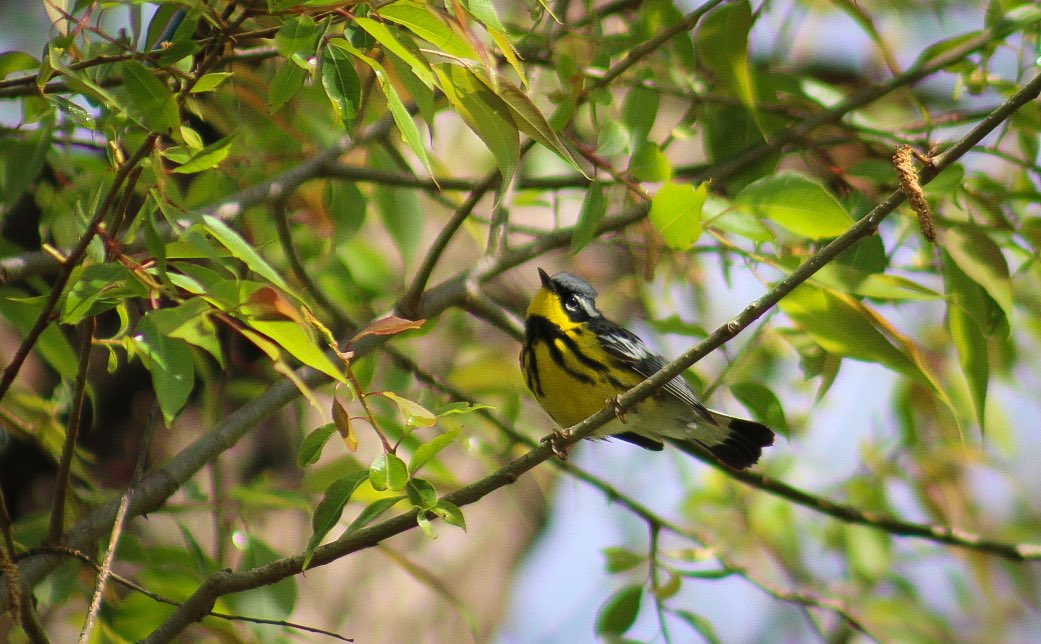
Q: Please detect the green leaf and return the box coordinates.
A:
[405,477,438,510]
[811,264,941,301]
[708,201,774,243]
[374,182,423,263]
[163,135,235,174]
[485,77,583,173]
[629,139,671,182]
[303,471,369,568]
[844,524,891,582]
[647,315,707,338]
[435,402,494,416]
[622,78,659,142]
[697,1,758,116]
[148,9,201,64]
[676,569,736,580]
[730,382,789,435]
[61,263,147,325]
[944,253,990,432]
[381,391,437,428]
[146,298,223,366]
[369,452,409,491]
[673,610,722,644]
[389,51,436,125]
[327,181,367,243]
[409,429,461,474]
[347,496,405,533]
[602,547,646,573]
[355,16,434,87]
[836,230,887,274]
[779,284,916,376]
[189,72,232,93]
[46,95,96,129]
[648,182,706,250]
[595,584,643,636]
[1,127,51,207]
[436,64,519,186]
[597,120,630,157]
[464,0,505,31]
[275,15,320,62]
[378,1,478,59]
[734,172,852,239]
[248,318,346,384]
[700,103,777,191]
[487,26,526,87]
[201,215,289,291]
[943,225,1012,323]
[0,51,38,80]
[0,287,78,382]
[430,500,465,530]
[268,61,307,112]
[779,283,957,424]
[121,60,179,133]
[232,536,297,618]
[321,45,361,130]
[332,39,435,178]
[298,423,338,468]
[571,182,605,253]
[417,509,437,538]
[135,317,195,425]
[922,164,965,199]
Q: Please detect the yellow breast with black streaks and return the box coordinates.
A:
[521,320,642,428]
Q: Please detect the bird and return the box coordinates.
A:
[520,268,774,469]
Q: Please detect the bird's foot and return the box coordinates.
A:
[541,428,574,460]
[608,395,628,423]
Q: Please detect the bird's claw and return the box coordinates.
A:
[608,395,627,423]
[541,428,574,460]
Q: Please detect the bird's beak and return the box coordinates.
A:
[537,267,552,289]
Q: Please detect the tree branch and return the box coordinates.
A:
[135,74,1041,637]
[8,62,1033,642]
[0,134,157,408]
[697,12,1040,185]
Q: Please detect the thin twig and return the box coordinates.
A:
[648,525,673,644]
[47,317,96,543]
[399,169,504,318]
[12,67,1041,644]
[697,14,1038,186]
[1,489,49,641]
[19,545,353,641]
[0,134,157,408]
[77,492,131,643]
[271,197,352,331]
[582,0,729,97]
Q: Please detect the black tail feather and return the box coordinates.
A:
[667,418,775,470]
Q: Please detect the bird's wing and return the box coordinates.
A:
[593,318,715,425]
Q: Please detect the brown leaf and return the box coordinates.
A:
[247,286,304,322]
[332,397,358,452]
[350,315,425,343]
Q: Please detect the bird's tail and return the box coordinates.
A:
[665,411,775,470]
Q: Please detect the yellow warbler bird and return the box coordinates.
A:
[520,268,774,469]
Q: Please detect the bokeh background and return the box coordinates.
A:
[3,0,1041,642]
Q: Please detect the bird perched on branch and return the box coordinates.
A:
[520,268,774,469]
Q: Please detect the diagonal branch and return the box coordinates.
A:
[132,71,1041,641]
[11,70,1041,633]
[693,12,1041,185]
[3,207,644,611]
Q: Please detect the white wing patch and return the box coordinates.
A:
[605,333,655,363]
[599,327,716,425]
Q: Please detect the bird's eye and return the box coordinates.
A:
[564,295,580,312]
